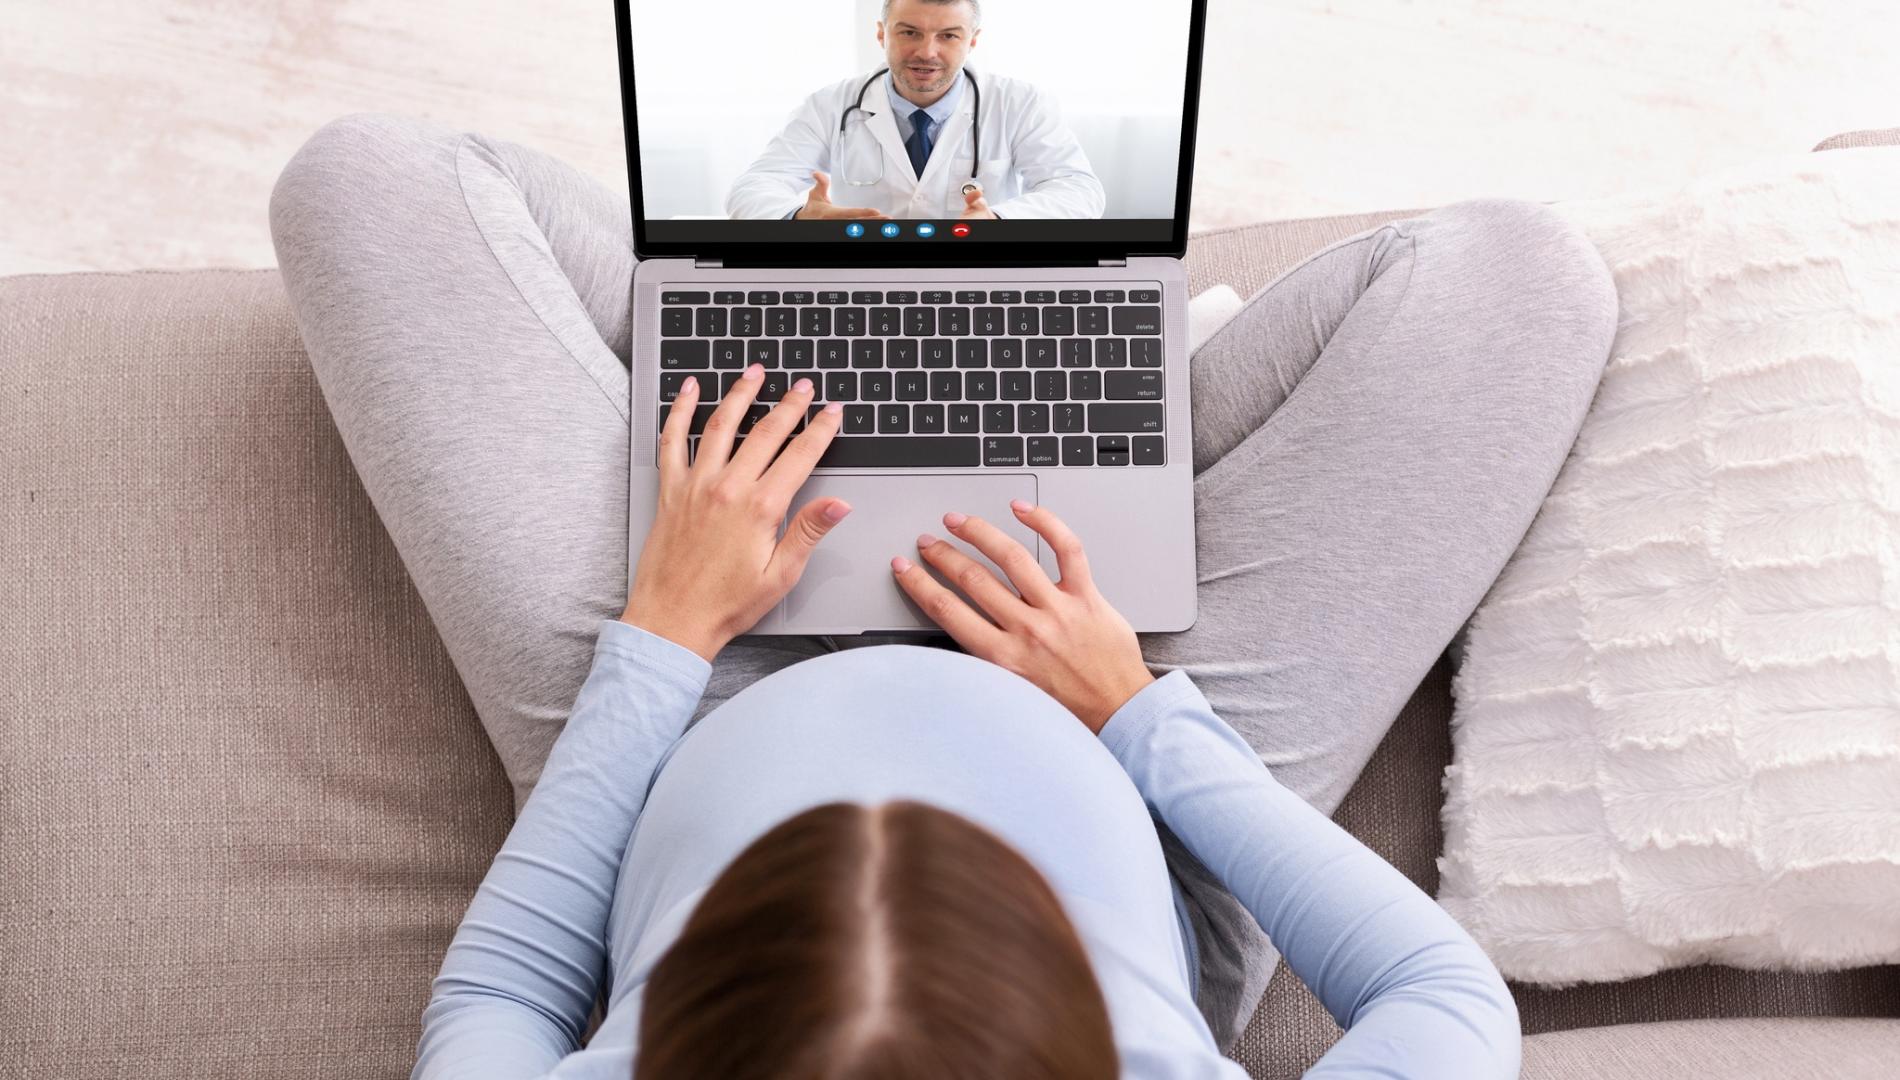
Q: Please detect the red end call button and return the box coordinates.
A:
[951,223,971,237]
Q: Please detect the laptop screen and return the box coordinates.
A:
[616,0,1205,264]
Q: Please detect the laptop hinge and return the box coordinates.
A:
[695,257,723,268]
[1097,257,1128,267]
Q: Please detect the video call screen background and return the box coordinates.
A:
[628,0,1192,223]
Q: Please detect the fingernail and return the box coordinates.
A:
[793,377,812,393]
[823,401,842,414]
[1010,498,1032,513]
[823,500,851,522]
[942,511,967,528]
[682,378,698,395]
[916,532,936,549]
[745,363,763,380]
[891,555,913,573]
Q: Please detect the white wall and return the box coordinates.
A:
[628,0,1192,218]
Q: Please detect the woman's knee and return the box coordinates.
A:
[1416,197,1619,405]
[268,112,462,265]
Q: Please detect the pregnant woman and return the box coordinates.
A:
[269,114,1617,1078]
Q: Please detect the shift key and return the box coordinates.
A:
[1087,403,1165,432]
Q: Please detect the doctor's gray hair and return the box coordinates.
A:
[881,0,983,31]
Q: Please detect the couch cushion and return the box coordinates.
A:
[1,269,515,1079]
[1522,1017,1900,1079]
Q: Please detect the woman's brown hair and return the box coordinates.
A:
[636,799,1118,1079]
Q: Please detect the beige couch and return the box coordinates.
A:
[4,130,1897,1078]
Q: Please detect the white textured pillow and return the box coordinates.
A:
[1437,147,1900,985]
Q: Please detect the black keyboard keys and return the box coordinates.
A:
[1112,306,1163,335]
[1088,403,1165,432]
[662,308,692,336]
[661,340,710,369]
[984,436,1025,466]
[815,436,980,468]
[1107,370,1164,400]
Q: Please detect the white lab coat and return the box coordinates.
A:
[725,68,1106,220]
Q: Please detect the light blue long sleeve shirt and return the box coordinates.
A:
[413,619,1519,1078]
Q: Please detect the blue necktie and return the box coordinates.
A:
[905,109,934,178]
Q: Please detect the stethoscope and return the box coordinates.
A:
[837,66,982,197]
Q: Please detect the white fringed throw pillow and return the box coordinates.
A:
[1437,147,1900,985]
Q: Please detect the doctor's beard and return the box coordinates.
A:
[899,62,957,95]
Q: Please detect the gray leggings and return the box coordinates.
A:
[268,113,1616,1054]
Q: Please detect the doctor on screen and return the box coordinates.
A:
[725,0,1105,221]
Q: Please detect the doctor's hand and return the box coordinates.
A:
[619,364,852,664]
[958,185,999,220]
[792,170,891,220]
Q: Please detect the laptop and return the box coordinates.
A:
[614,0,1207,635]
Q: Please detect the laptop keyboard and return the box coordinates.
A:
[655,286,1166,468]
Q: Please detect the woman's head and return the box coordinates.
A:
[637,799,1116,1079]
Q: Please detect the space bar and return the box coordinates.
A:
[814,436,981,468]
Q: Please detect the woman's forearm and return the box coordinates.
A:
[1099,670,1521,1079]
[412,619,711,1080]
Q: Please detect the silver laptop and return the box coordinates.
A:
[615,0,1208,635]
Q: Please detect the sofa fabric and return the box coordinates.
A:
[5,204,1897,1079]
[1521,1017,1900,1079]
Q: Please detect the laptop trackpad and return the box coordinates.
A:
[781,473,1040,633]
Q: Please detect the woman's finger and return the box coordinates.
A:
[1011,500,1094,592]
[658,375,698,480]
[913,531,1033,631]
[890,554,1012,657]
[726,376,816,482]
[694,363,764,473]
[939,511,1059,608]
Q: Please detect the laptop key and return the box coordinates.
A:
[982,404,1014,433]
[1131,289,1161,303]
[661,340,710,369]
[930,371,961,400]
[1027,339,1058,367]
[1000,370,1032,400]
[886,290,918,304]
[825,372,857,400]
[1088,403,1165,433]
[817,340,850,368]
[1095,339,1127,367]
[1078,306,1109,335]
[731,308,762,337]
[851,290,883,304]
[661,291,710,305]
[956,340,987,368]
[1069,370,1102,400]
[843,404,875,434]
[783,290,815,304]
[818,290,849,304]
[922,339,954,367]
[991,339,1023,367]
[870,307,901,335]
[887,339,919,367]
[736,402,767,434]
[1060,339,1091,367]
[984,436,1025,466]
[973,307,1006,335]
[765,307,796,336]
[1035,371,1066,401]
[661,308,693,336]
[1008,307,1039,334]
[712,340,745,368]
[895,372,928,401]
[878,404,909,433]
[783,339,815,368]
[851,340,883,368]
[1026,290,1057,304]
[914,404,945,434]
[1054,403,1085,432]
[948,403,980,432]
[1107,370,1164,400]
[1018,403,1050,432]
[955,290,986,304]
[660,371,717,401]
[860,371,893,401]
[1058,289,1090,304]
[814,435,982,468]
[922,290,953,303]
[756,372,788,401]
[696,308,728,336]
[1043,306,1075,335]
[1112,306,1163,335]
[939,306,970,335]
[747,290,780,305]
[1132,339,1163,367]
[747,340,779,367]
[1061,435,1093,466]
[904,307,936,336]
[800,307,831,336]
[1093,289,1126,303]
[966,371,998,401]
[1027,436,1059,466]
[836,307,866,336]
[1133,435,1166,465]
[989,290,1022,303]
[714,290,744,304]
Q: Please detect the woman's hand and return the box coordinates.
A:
[891,501,1155,734]
[620,364,850,663]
